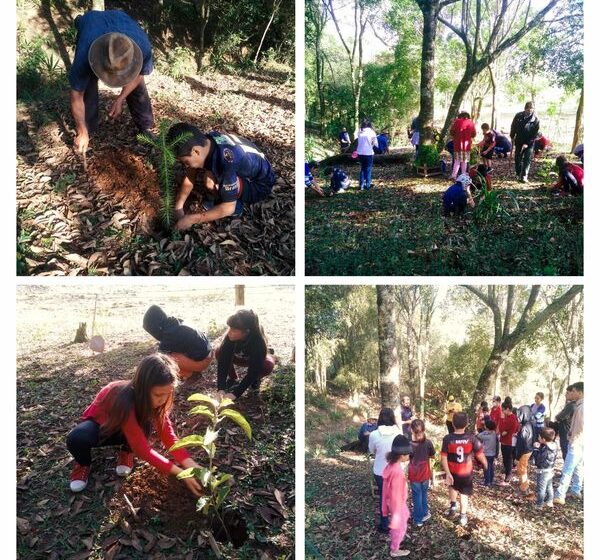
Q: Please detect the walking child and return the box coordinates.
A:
[66,354,203,495]
[441,412,488,526]
[382,434,412,557]
[477,419,499,486]
[533,427,558,508]
[408,419,435,527]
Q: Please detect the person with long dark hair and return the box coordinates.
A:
[66,354,202,496]
[143,305,212,379]
[216,309,276,400]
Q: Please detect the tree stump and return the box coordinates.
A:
[73,323,88,343]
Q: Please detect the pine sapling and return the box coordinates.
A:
[169,393,252,539]
[137,120,192,228]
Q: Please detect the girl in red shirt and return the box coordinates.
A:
[450,111,476,179]
[497,401,520,486]
[66,353,203,496]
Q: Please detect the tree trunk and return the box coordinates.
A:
[437,72,476,151]
[469,349,507,415]
[471,96,483,123]
[489,65,497,129]
[254,0,281,65]
[235,285,245,306]
[74,322,88,343]
[417,1,438,145]
[377,286,400,408]
[571,89,583,152]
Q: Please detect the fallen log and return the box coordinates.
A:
[318,149,415,168]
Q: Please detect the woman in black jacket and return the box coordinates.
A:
[515,405,535,495]
[217,309,275,399]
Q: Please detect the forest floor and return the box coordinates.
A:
[305,150,582,276]
[305,390,584,560]
[16,288,295,559]
[17,66,295,276]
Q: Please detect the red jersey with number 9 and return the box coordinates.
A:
[441,433,484,476]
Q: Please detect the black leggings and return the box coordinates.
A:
[501,444,514,479]
[66,419,130,467]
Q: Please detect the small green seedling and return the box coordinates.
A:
[137,120,192,228]
[169,393,252,534]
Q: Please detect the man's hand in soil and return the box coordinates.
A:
[109,96,126,119]
[176,201,237,230]
[174,208,186,221]
[74,131,90,155]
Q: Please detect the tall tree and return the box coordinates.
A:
[324,0,378,135]
[396,286,437,417]
[436,0,560,150]
[254,0,283,64]
[463,285,583,415]
[192,0,212,71]
[377,286,400,407]
[413,0,460,145]
[306,0,329,129]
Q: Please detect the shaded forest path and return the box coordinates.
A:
[305,393,583,560]
[305,151,582,276]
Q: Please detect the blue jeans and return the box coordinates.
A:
[536,468,554,505]
[358,155,374,189]
[410,481,429,524]
[484,456,495,485]
[374,474,388,531]
[556,443,583,498]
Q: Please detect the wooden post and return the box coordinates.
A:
[235,285,245,306]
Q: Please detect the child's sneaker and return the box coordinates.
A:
[554,497,565,505]
[390,550,410,557]
[445,505,458,517]
[422,513,432,523]
[544,501,554,508]
[70,463,91,492]
[116,451,134,476]
[459,514,468,526]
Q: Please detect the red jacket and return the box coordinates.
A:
[450,118,476,152]
[490,405,502,428]
[497,412,520,446]
[555,163,584,192]
[82,382,191,474]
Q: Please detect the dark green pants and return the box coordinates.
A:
[514,141,534,179]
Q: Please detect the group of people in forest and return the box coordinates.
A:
[308,101,583,213]
[360,384,584,557]
[66,306,275,495]
[68,9,277,230]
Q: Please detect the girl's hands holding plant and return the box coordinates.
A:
[182,476,203,497]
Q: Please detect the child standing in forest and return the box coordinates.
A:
[382,434,412,557]
[478,123,496,172]
[408,419,435,527]
[530,392,546,441]
[497,401,520,486]
[533,427,558,508]
[449,111,476,179]
[441,412,487,526]
[477,419,498,486]
[66,354,202,495]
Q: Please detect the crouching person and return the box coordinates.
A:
[66,354,203,495]
[443,174,475,216]
[166,123,276,230]
[554,155,583,196]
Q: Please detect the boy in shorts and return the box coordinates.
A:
[441,411,488,527]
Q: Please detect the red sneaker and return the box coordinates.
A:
[116,451,134,476]
[70,463,91,492]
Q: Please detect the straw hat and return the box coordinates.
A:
[88,32,143,88]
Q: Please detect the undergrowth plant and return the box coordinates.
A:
[169,393,252,535]
[137,121,192,228]
[415,145,440,168]
[474,186,519,223]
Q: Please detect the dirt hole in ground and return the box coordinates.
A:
[87,149,162,233]
[112,465,249,547]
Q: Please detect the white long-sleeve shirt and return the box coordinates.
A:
[369,425,402,476]
[357,127,379,156]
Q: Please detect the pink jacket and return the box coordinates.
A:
[381,461,410,531]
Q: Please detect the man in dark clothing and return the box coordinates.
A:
[510,102,540,183]
[515,405,535,495]
[166,123,276,229]
[358,415,378,452]
[394,395,414,438]
[69,10,155,154]
[551,385,577,460]
[339,128,351,152]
